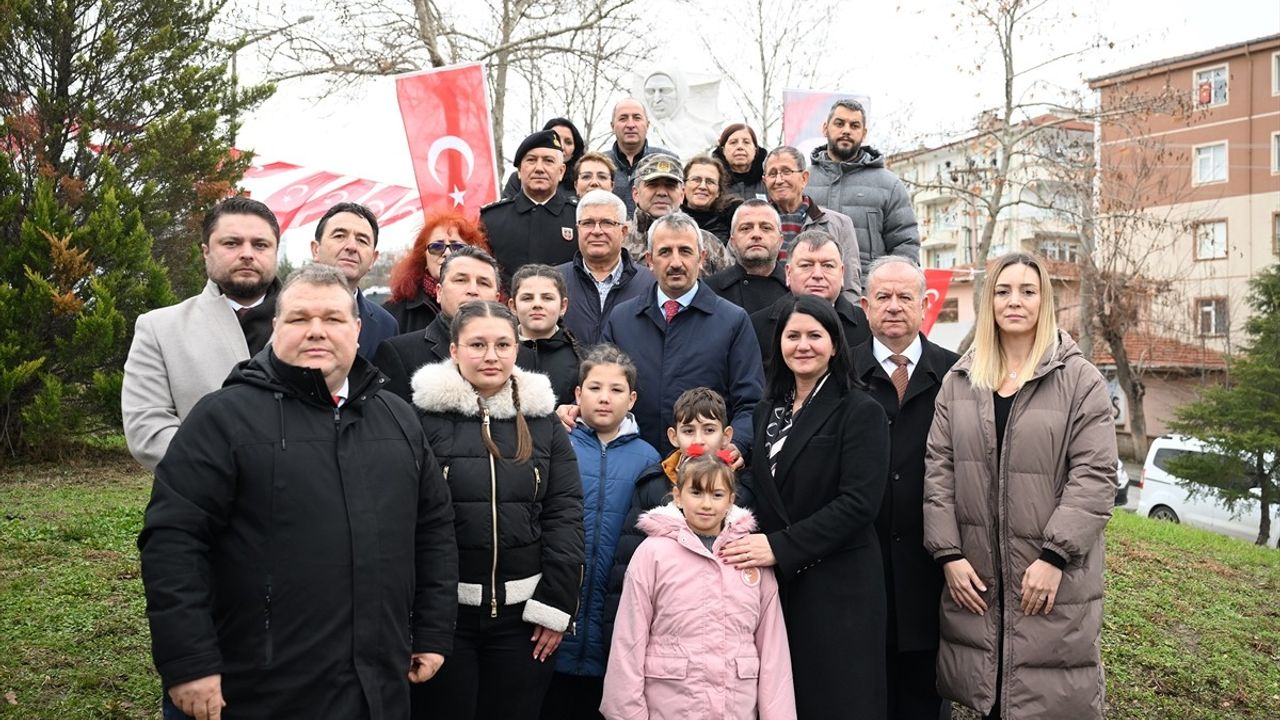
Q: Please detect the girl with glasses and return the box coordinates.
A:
[410,300,585,720]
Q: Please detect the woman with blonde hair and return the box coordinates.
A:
[924,252,1116,719]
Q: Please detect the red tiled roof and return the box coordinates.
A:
[1090,333,1227,370]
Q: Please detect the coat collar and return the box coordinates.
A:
[634,280,719,321]
[707,262,787,292]
[513,187,571,214]
[637,502,757,556]
[763,380,844,502]
[410,360,557,418]
[852,334,951,407]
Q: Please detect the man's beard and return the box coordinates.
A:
[829,140,861,162]
[219,274,274,304]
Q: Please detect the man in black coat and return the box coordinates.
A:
[706,199,789,316]
[481,129,579,286]
[852,255,960,720]
[374,246,502,402]
[138,264,458,720]
[751,228,871,371]
[554,189,655,345]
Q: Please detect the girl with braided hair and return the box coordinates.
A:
[409,300,585,720]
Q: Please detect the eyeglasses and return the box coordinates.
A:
[687,176,720,187]
[577,219,623,231]
[460,340,518,359]
[427,241,467,256]
[578,171,613,183]
[764,168,802,180]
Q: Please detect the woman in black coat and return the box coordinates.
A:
[409,300,584,720]
[721,294,890,720]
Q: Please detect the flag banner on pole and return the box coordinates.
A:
[782,89,872,158]
[395,63,498,216]
[239,159,423,235]
[922,269,954,335]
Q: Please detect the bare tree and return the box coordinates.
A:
[238,0,650,162]
[696,0,834,146]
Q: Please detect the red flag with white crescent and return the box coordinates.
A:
[922,268,954,335]
[395,63,498,216]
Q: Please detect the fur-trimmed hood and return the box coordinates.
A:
[410,360,556,418]
[637,502,757,545]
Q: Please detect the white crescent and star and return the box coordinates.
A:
[427,136,476,207]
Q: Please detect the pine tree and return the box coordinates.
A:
[1167,265,1280,547]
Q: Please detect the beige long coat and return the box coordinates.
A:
[924,330,1116,719]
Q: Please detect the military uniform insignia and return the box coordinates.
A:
[561,227,574,241]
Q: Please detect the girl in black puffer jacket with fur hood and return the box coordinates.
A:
[409,301,584,720]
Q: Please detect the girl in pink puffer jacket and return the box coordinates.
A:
[601,451,796,720]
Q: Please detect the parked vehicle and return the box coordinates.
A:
[1138,435,1279,543]
[1114,459,1130,507]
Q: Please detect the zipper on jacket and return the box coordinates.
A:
[263,577,273,665]
[486,409,500,618]
[533,467,541,497]
[442,464,450,480]
[577,441,609,665]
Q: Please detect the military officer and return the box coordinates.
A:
[481,129,579,288]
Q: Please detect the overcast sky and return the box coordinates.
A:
[230,0,1279,260]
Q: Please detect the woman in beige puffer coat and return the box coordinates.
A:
[924,253,1117,719]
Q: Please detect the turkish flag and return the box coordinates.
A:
[922,268,954,335]
[396,63,498,216]
[261,170,343,231]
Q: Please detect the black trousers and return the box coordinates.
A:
[887,648,950,720]
[411,603,555,720]
[539,672,604,720]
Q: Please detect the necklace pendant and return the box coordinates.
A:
[1008,371,1017,378]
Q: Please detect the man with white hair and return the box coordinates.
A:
[852,255,958,720]
[554,189,655,345]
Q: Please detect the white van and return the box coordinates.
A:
[1138,435,1279,543]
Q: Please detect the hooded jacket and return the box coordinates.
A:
[411,361,585,631]
[138,349,458,720]
[601,504,796,720]
[805,145,920,279]
[557,417,661,678]
[924,330,1116,719]
[516,326,582,407]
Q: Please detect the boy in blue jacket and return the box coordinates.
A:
[541,345,659,720]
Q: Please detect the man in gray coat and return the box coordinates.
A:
[121,197,281,470]
[804,99,919,279]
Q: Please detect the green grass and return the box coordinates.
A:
[1,455,1278,719]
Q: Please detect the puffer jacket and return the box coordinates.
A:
[601,504,796,720]
[411,361,585,631]
[923,330,1116,719]
[805,145,920,279]
[516,326,582,407]
[557,417,661,677]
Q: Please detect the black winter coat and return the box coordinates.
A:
[374,315,452,403]
[138,350,458,720]
[516,327,582,407]
[410,361,585,630]
[382,287,440,335]
[853,337,960,653]
[706,262,790,317]
[752,380,890,720]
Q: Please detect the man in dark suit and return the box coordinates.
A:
[706,199,789,316]
[852,255,959,720]
[750,228,871,371]
[310,202,399,359]
[373,246,501,402]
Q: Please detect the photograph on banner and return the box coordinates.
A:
[782,89,873,158]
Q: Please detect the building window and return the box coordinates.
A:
[936,297,960,323]
[1194,220,1227,260]
[1273,212,1279,256]
[1273,132,1280,174]
[1039,239,1079,263]
[930,203,958,231]
[1192,142,1227,185]
[1194,65,1228,107]
[1273,52,1280,96]
[1196,297,1228,337]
